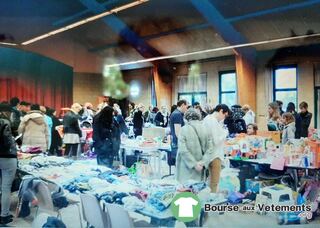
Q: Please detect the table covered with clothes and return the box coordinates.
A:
[17,154,224,226]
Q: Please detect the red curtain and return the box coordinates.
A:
[0,47,73,114]
[0,75,72,113]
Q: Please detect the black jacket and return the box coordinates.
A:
[10,107,21,136]
[0,118,17,158]
[115,115,128,135]
[133,110,144,130]
[154,112,169,128]
[93,117,120,156]
[51,116,62,148]
[292,112,302,139]
[224,116,247,135]
[62,111,82,136]
[299,111,312,138]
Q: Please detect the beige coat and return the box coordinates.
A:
[176,120,214,184]
[18,111,49,152]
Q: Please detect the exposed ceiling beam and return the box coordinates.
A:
[89,22,209,52]
[79,0,163,59]
[21,0,148,45]
[89,0,320,52]
[102,31,320,67]
[227,0,320,22]
[189,0,255,61]
[56,0,320,28]
[53,0,124,27]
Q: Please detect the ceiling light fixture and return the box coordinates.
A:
[104,32,320,67]
[21,0,148,45]
[0,42,18,46]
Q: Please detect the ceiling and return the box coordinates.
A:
[1,0,320,69]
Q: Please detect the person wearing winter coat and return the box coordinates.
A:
[132,104,144,137]
[40,106,53,150]
[9,97,21,137]
[154,106,169,128]
[114,107,128,135]
[149,107,158,124]
[286,102,302,139]
[176,108,214,184]
[18,104,49,152]
[281,112,296,144]
[298,101,313,138]
[224,105,246,135]
[203,104,230,193]
[47,108,62,156]
[0,103,17,225]
[93,106,121,168]
[63,103,82,159]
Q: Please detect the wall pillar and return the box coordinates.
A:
[236,54,257,111]
[153,66,172,108]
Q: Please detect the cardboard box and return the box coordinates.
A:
[257,131,281,144]
[307,140,320,168]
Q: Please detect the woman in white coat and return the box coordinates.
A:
[203,104,230,192]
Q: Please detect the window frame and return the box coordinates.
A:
[219,70,237,105]
[177,92,207,106]
[273,65,298,106]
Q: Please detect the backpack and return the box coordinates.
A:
[0,119,11,151]
[234,118,247,134]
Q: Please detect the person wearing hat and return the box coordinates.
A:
[0,103,17,224]
[175,108,214,184]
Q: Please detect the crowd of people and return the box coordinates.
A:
[0,96,313,225]
[267,101,312,143]
[172,99,312,193]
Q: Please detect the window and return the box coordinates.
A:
[178,92,207,106]
[273,66,298,109]
[219,71,237,107]
[177,73,207,106]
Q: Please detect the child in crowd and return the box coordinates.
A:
[281,112,296,144]
[247,123,258,136]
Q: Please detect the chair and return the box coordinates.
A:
[35,181,83,228]
[80,193,110,228]
[32,212,51,228]
[105,203,153,228]
[162,149,175,179]
[35,182,57,216]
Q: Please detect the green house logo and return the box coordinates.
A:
[171,192,201,222]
